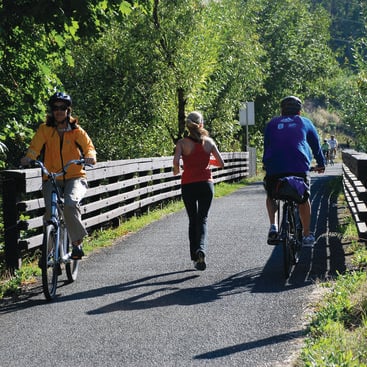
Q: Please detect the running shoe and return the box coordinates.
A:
[194,251,206,271]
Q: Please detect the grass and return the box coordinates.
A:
[296,192,367,367]
[0,177,257,299]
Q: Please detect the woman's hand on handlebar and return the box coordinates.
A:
[84,157,96,166]
[20,156,32,167]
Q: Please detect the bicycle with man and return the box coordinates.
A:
[269,169,322,278]
[262,95,326,277]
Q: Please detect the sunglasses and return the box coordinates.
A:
[52,105,68,111]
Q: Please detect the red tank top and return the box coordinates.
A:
[181,139,212,184]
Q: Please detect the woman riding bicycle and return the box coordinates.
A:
[20,92,97,259]
[262,96,325,247]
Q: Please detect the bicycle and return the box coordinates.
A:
[270,167,324,279]
[31,159,90,300]
[268,175,310,279]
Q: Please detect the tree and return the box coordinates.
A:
[62,0,267,159]
[253,0,339,128]
[0,0,133,167]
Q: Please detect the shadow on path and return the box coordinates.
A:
[194,329,305,360]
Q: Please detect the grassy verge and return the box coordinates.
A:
[0,177,259,299]
[296,189,367,366]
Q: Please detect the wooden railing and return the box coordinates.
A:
[1,150,255,269]
[342,149,367,242]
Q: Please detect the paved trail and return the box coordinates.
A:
[0,164,344,367]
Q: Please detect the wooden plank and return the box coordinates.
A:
[19,233,43,250]
[17,197,45,211]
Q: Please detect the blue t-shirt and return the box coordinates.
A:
[262,115,325,175]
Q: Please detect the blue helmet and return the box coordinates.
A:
[48,92,72,107]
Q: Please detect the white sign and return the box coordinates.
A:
[239,102,255,126]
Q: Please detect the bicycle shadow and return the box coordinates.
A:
[0,261,290,315]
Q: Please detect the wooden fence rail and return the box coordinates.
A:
[342,149,367,242]
[1,150,255,270]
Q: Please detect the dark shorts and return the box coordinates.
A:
[263,172,311,203]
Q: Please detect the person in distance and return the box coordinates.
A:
[20,92,97,260]
[262,96,325,247]
[173,111,224,270]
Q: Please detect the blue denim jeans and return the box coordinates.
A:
[181,181,214,261]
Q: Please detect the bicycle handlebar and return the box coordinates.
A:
[310,166,325,173]
[29,159,92,178]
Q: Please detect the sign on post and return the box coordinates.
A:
[239,102,255,151]
[239,102,255,126]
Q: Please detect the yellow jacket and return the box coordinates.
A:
[26,122,97,181]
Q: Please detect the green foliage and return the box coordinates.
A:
[309,0,366,66]
[253,0,340,128]
[333,39,367,151]
[0,0,134,167]
[0,262,40,299]
[62,0,267,159]
[0,0,366,165]
[0,119,35,168]
[300,271,367,367]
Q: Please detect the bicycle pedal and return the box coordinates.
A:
[267,238,281,245]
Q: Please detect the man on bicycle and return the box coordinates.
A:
[21,92,97,259]
[328,134,338,162]
[262,96,325,247]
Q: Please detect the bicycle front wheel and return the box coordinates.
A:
[63,227,79,282]
[41,224,59,300]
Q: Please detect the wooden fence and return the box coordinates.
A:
[1,150,255,270]
[342,149,367,242]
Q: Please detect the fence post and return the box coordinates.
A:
[1,171,24,272]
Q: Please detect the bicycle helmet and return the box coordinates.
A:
[280,96,302,115]
[48,92,72,107]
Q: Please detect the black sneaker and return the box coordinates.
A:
[71,245,84,260]
[194,251,206,271]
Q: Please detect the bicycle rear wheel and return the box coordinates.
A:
[293,206,303,264]
[282,235,292,279]
[63,226,79,282]
[41,224,58,300]
[281,203,291,278]
[282,204,300,278]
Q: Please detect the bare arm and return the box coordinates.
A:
[173,140,182,175]
[210,143,224,168]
